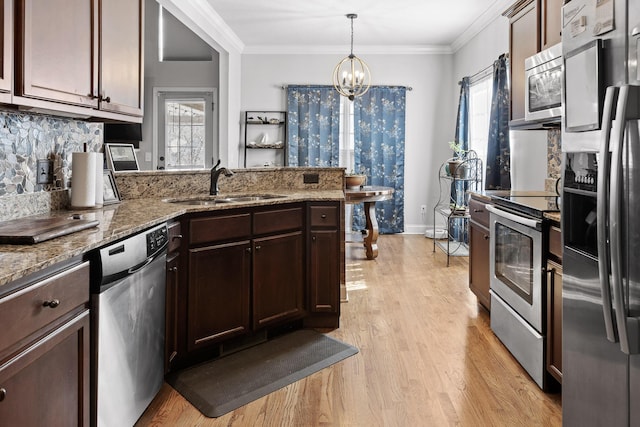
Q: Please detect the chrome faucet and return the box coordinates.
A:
[210,163,234,195]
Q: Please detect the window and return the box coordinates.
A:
[154,89,216,170]
[339,98,355,172]
[468,75,493,189]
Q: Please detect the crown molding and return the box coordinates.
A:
[450,0,513,53]
[243,44,453,55]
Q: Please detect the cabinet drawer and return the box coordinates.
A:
[310,205,339,228]
[189,213,251,245]
[548,225,562,261]
[254,206,303,235]
[469,198,490,228]
[0,262,89,355]
[167,221,182,253]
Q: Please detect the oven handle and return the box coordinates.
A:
[597,85,619,343]
[610,85,640,355]
[485,204,541,229]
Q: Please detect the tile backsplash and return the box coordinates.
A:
[0,111,102,197]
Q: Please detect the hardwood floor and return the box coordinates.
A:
[137,235,562,426]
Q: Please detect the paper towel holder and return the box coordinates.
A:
[105,143,139,172]
[103,169,121,205]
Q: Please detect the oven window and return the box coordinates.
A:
[528,64,562,112]
[495,223,534,304]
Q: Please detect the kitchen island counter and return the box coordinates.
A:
[0,189,344,291]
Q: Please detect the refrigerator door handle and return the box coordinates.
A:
[598,85,619,343]
[610,85,640,355]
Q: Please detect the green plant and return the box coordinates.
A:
[448,141,467,158]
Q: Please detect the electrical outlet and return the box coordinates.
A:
[36,159,54,184]
[420,205,427,215]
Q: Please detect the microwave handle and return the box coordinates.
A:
[597,85,619,343]
[485,205,541,229]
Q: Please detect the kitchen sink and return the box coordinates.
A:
[164,194,287,205]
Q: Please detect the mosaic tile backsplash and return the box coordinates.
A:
[0,111,102,196]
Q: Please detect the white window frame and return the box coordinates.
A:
[468,75,493,190]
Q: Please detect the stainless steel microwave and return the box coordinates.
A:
[524,43,562,122]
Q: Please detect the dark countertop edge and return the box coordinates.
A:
[0,190,345,289]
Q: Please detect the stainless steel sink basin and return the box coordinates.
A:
[164,194,286,205]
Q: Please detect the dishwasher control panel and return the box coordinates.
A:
[146,225,168,257]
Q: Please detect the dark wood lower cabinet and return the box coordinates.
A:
[469,220,491,311]
[187,240,251,351]
[0,310,90,426]
[169,201,341,367]
[253,231,304,329]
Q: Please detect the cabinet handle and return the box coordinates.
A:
[246,247,251,253]
[312,236,317,242]
[101,95,111,103]
[168,266,178,273]
[0,388,5,401]
[483,234,489,240]
[42,299,60,308]
[172,234,183,241]
[255,245,261,250]
[474,209,484,213]
[321,214,327,219]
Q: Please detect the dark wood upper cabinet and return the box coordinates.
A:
[15,0,98,108]
[99,0,143,116]
[0,0,12,101]
[503,0,562,125]
[13,0,143,120]
[541,0,562,49]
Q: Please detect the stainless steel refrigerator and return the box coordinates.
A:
[562,0,640,425]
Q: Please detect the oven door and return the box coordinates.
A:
[487,205,543,332]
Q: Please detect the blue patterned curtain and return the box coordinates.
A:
[352,86,406,234]
[286,86,340,166]
[451,77,470,242]
[485,54,511,190]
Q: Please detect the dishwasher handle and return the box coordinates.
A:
[127,243,167,275]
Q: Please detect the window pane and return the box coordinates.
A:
[165,99,206,169]
[468,76,493,189]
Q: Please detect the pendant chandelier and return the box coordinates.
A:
[333,13,371,101]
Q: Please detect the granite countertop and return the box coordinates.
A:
[544,212,561,224]
[0,189,344,290]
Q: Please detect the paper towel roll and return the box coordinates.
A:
[71,152,96,208]
[94,153,104,207]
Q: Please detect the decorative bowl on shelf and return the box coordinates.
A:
[345,174,366,189]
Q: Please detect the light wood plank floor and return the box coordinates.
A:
[137,235,562,426]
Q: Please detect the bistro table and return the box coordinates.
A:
[344,185,394,259]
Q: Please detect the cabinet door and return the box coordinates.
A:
[546,259,562,383]
[99,0,143,116]
[15,0,98,107]
[0,311,89,427]
[0,0,12,101]
[469,221,491,310]
[509,0,539,122]
[253,231,304,329]
[165,252,179,373]
[187,241,251,351]
[309,230,339,313]
[541,0,562,49]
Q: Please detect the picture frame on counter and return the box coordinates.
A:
[103,169,121,205]
[105,143,140,172]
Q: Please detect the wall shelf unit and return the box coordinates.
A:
[432,151,483,266]
[244,111,287,167]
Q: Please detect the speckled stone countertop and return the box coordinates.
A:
[544,212,561,224]
[0,167,345,291]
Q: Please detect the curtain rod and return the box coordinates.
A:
[459,63,493,86]
[281,85,412,91]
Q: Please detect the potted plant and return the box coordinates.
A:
[345,170,367,189]
[447,141,468,178]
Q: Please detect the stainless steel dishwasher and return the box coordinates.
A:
[90,222,168,427]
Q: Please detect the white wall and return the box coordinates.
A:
[241,53,456,233]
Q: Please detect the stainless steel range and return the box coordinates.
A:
[486,194,559,390]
